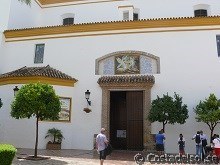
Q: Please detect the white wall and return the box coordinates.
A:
[8,0,42,29]
[40,0,220,27]
[6,0,220,29]
[0,0,11,74]
[1,27,220,153]
[0,0,11,31]
[2,0,220,154]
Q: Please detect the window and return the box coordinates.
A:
[194,9,207,17]
[216,36,220,57]
[118,6,137,21]
[63,17,74,25]
[61,13,75,25]
[34,44,45,64]
[193,4,210,17]
[123,11,129,20]
[133,13,139,21]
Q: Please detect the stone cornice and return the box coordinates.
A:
[38,0,85,5]
[4,16,220,41]
[98,75,155,88]
[35,0,124,7]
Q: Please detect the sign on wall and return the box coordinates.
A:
[59,97,71,122]
[42,97,71,122]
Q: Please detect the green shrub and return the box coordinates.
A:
[0,144,17,165]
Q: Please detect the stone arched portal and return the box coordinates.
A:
[98,75,155,150]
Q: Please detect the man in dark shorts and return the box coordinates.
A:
[96,128,109,165]
[155,130,165,156]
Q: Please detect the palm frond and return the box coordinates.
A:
[18,0,31,5]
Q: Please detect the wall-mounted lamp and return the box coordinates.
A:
[13,86,19,96]
[85,90,91,106]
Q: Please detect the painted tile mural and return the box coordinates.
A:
[115,55,140,74]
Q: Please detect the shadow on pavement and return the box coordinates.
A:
[15,148,142,161]
[13,158,69,165]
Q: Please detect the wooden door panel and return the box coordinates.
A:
[110,91,143,150]
[127,121,143,149]
[110,92,127,150]
[126,91,143,150]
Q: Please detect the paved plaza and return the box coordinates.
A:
[12,148,217,165]
[12,148,142,165]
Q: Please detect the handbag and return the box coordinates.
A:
[105,144,113,156]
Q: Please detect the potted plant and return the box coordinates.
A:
[45,128,64,150]
[83,107,91,113]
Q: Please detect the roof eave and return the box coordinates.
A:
[4,16,220,40]
[0,76,77,87]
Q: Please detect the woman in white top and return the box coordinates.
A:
[213,134,220,159]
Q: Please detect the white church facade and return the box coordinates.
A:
[0,0,220,154]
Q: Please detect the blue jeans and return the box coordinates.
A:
[196,144,202,157]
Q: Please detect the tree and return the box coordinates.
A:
[0,98,2,108]
[18,0,31,5]
[148,93,188,132]
[194,93,220,142]
[11,83,61,158]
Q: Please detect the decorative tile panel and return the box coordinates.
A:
[95,51,160,75]
[140,56,153,74]
[103,58,114,75]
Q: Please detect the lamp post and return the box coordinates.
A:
[85,90,91,106]
[13,86,19,96]
[84,90,91,113]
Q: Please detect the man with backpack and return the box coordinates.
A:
[96,128,109,165]
[192,131,202,158]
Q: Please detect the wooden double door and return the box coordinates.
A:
[110,91,143,150]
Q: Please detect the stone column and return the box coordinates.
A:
[143,88,155,151]
[101,88,110,139]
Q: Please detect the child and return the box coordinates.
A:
[178,134,185,156]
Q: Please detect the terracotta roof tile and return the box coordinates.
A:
[0,65,77,81]
[97,75,155,84]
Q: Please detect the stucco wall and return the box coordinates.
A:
[1,28,220,153]
[0,0,11,31]
[8,0,42,29]
[6,0,220,29]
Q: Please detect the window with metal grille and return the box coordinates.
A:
[123,11,129,20]
[63,17,74,25]
[133,13,139,20]
[34,44,45,64]
[216,36,220,57]
[194,9,207,17]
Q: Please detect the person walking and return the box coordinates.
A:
[192,131,202,158]
[200,130,208,159]
[178,134,185,156]
[155,130,165,156]
[96,128,109,165]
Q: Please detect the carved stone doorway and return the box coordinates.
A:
[98,75,155,150]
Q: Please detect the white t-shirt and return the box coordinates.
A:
[96,133,107,151]
[200,134,207,141]
[213,138,220,148]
